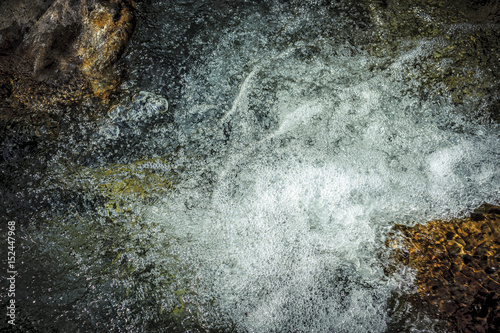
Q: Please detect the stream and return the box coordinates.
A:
[1,0,499,332]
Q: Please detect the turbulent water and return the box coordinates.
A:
[148,39,498,333]
[2,0,500,332]
[136,2,499,331]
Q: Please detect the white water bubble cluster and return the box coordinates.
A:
[98,91,169,141]
[141,12,500,332]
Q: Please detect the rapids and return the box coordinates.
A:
[2,1,499,332]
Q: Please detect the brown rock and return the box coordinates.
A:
[77,0,136,98]
[387,203,500,332]
[0,0,136,115]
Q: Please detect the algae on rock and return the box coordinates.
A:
[3,152,206,332]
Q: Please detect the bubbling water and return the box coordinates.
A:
[143,19,500,331]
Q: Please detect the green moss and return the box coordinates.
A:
[17,154,203,329]
[53,156,179,214]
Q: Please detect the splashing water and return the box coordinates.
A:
[140,10,499,332]
[4,1,499,332]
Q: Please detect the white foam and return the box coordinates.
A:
[142,9,500,333]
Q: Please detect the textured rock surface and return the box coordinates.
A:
[68,157,177,213]
[0,0,136,115]
[77,0,136,98]
[387,203,500,333]
[0,0,136,166]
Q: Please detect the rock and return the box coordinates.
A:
[0,0,136,164]
[77,0,136,99]
[54,157,177,214]
[0,0,136,114]
[387,203,500,332]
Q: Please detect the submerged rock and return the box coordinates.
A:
[72,157,177,213]
[366,0,500,122]
[387,203,500,333]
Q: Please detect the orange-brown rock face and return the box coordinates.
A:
[0,0,136,116]
[77,0,136,99]
[387,204,500,333]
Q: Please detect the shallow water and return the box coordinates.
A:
[139,2,499,331]
[146,27,498,333]
[1,0,499,332]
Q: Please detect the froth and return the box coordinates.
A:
[145,13,499,333]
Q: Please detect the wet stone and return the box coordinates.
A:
[387,203,500,332]
[0,0,136,115]
[0,0,137,166]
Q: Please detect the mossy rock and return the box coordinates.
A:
[54,156,178,213]
[8,153,200,331]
